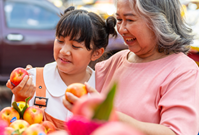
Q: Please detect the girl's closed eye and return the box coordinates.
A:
[72,44,81,49]
[57,39,64,43]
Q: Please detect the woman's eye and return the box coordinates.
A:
[127,19,134,22]
[117,19,122,22]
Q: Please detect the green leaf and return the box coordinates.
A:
[12,97,31,119]
[21,97,31,117]
[12,101,22,118]
[11,129,21,135]
[92,82,117,121]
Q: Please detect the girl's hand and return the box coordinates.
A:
[25,64,33,70]
[62,93,78,111]
[6,65,35,102]
[62,82,100,111]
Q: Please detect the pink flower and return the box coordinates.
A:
[65,83,143,135]
[66,115,105,135]
[65,94,117,135]
[0,120,7,135]
[71,94,117,121]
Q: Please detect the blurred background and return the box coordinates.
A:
[180,0,199,65]
[0,0,199,109]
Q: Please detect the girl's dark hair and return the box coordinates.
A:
[56,6,117,53]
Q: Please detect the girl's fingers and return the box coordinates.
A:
[16,75,29,89]
[6,80,14,89]
[12,75,28,95]
[25,76,33,88]
[62,96,73,111]
[23,76,36,98]
[26,64,33,70]
[66,92,79,103]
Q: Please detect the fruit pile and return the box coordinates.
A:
[0,98,56,135]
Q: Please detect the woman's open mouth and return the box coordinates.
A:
[125,37,136,44]
[126,37,136,42]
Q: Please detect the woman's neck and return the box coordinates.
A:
[58,67,92,86]
[127,51,169,63]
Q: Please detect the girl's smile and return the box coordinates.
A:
[54,36,93,76]
[59,57,72,64]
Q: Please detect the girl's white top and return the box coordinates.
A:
[12,61,95,121]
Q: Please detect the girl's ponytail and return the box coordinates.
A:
[105,16,117,37]
[64,6,75,14]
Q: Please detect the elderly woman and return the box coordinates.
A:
[64,0,199,135]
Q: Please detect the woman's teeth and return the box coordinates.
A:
[126,38,136,41]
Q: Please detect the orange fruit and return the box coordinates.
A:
[65,83,87,102]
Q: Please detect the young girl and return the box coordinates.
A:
[7,6,117,129]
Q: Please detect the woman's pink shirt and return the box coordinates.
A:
[95,50,199,135]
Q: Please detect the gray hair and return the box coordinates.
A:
[127,0,193,54]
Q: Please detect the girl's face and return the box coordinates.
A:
[54,36,94,75]
[116,0,157,57]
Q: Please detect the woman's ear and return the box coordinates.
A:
[91,48,104,61]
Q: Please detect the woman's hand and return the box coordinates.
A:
[85,82,100,95]
[6,64,35,102]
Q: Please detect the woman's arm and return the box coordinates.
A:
[117,112,176,135]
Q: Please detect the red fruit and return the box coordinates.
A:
[4,127,15,135]
[9,120,30,134]
[41,121,56,134]
[65,83,87,102]
[23,106,44,125]
[22,124,46,135]
[0,107,20,126]
[10,68,29,87]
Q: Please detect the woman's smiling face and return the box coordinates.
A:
[116,0,158,57]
